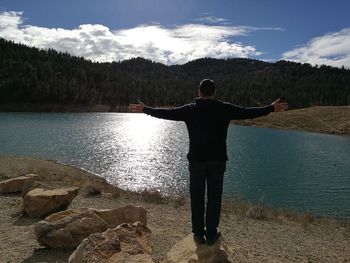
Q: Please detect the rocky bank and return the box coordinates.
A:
[0,156,349,262]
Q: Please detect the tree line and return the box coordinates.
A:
[1,38,350,110]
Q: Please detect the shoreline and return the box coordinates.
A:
[233,105,350,136]
[1,156,349,262]
[1,155,350,221]
[2,154,349,220]
[234,106,350,136]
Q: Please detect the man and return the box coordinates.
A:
[129,79,288,245]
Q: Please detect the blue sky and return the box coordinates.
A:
[0,0,350,67]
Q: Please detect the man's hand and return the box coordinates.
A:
[128,100,145,113]
[272,99,289,112]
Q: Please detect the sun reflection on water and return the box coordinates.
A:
[122,113,161,147]
[106,113,189,193]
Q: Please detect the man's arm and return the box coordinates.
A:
[226,99,289,120]
[128,100,191,121]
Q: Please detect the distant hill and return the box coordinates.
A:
[234,106,350,135]
[1,38,350,111]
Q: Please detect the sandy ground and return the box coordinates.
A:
[0,156,349,263]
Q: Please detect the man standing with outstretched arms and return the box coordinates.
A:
[129,79,288,245]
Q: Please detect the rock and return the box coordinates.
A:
[34,205,147,248]
[24,187,79,217]
[35,209,109,248]
[162,234,233,263]
[21,180,50,197]
[91,205,147,227]
[68,222,153,263]
[0,174,38,194]
[246,206,267,220]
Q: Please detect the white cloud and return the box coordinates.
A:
[0,11,278,65]
[0,11,23,28]
[282,28,350,68]
[194,16,229,24]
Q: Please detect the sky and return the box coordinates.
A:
[0,0,350,67]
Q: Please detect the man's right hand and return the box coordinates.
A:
[272,99,289,112]
[128,100,145,113]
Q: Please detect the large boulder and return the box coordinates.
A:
[35,209,108,248]
[0,174,38,194]
[35,205,147,248]
[162,234,233,263]
[23,187,79,217]
[68,222,153,263]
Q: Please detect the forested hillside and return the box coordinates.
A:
[1,38,349,111]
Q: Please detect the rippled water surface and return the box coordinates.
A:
[1,112,349,217]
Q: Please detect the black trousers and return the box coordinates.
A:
[189,161,226,236]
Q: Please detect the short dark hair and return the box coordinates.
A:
[199,79,216,97]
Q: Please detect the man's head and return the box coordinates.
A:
[199,79,216,98]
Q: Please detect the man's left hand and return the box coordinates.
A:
[128,100,145,113]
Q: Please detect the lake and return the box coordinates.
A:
[1,112,349,218]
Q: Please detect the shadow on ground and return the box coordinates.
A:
[13,214,39,226]
[195,239,232,263]
[21,247,74,263]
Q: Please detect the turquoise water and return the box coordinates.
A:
[0,112,349,218]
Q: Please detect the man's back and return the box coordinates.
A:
[143,97,274,162]
[185,98,231,162]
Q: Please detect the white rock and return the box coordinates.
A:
[162,234,233,263]
[23,187,79,217]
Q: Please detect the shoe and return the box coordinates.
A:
[206,232,221,245]
[193,234,206,245]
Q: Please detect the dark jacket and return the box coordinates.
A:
[143,98,274,162]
